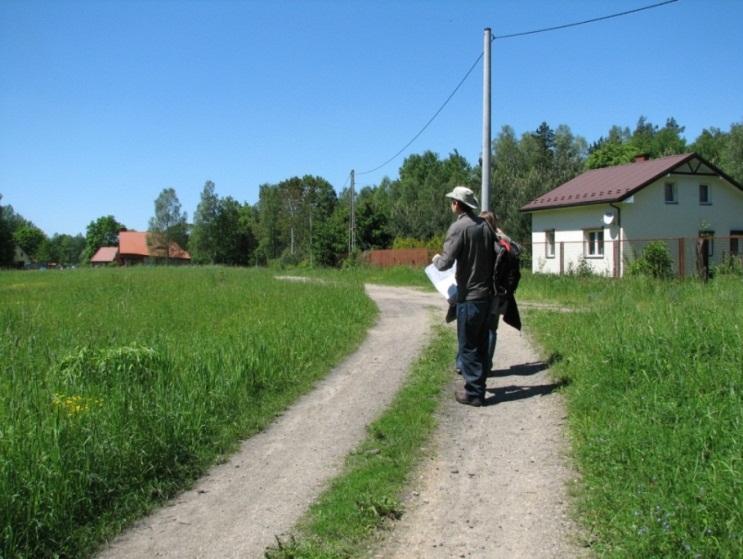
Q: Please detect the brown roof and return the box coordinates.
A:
[90,246,118,263]
[118,231,191,260]
[521,153,742,212]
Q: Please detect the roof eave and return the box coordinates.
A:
[520,198,622,213]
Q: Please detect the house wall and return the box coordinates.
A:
[623,174,743,271]
[531,206,619,276]
[529,173,743,276]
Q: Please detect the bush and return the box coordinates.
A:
[628,241,673,279]
[567,256,594,278]
[713,254,743,277]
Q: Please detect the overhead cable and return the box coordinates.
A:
[492,0,678,40]
[357,52,483,176]
[356,0,678,177]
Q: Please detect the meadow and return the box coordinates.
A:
[0,267,376,558]
[3,265,742,558]
[524,274,743,557]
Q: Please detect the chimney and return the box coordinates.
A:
[634,153,649,163]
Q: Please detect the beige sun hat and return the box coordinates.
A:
[445,186,479,209]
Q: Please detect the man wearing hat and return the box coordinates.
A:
[432,186,496,407]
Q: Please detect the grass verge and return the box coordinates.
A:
[265,324,456,559]
[524,274,743,557]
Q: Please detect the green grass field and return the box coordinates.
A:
[3,265,741,558]
[0,267,376,558]
[525,274,743,557]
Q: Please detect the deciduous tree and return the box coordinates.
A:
[0,194,15,266]
[83,215,125,262]
[190,180,220,264]
[149,188,189,261]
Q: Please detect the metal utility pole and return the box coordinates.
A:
[481,27,492,211]
[349,169,356,254]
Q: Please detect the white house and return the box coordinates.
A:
[521,153,743,277]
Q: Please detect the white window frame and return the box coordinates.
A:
[664,182,677,204]
[545,229,555,258]
[584,229,604,258]
[699,184,711,205]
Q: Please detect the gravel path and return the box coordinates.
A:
[372,314,587,558]
[97,284,444,559]
[97,285,585,559]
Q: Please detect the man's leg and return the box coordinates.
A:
[487,326,498,373]
[456,300,490,401]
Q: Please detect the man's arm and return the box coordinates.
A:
[433,222,462,271]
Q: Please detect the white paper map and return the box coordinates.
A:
[425,262,457,300]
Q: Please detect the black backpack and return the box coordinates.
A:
[493,236,522,295]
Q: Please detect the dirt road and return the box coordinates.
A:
[372,310,586,558]
[97,285,584,559]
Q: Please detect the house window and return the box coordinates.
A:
[545,230,555,258]
[731,230,743,256]
[585,229,604,257]
[699,184,711,204]
[664,182,677,204]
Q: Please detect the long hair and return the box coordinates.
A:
[479,210,498,233]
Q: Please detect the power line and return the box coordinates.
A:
[357,52,483,176]
[356,0,679,177]
[492,0,678,40]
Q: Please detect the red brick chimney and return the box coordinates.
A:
[634,153,650,163]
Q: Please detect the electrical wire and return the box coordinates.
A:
[492,0,678,40]
[356,0,679,177]
[357,52,483,176]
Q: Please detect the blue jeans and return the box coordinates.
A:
[457,329,497,373]
[456,299,491,399]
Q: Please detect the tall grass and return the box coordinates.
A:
[0,267,376,559]
[525,275,743,557]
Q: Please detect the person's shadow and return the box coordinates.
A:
[483,380,568,405]
[487,353,562,378]
[482,354,567,406]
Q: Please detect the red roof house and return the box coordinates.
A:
[118,231,191,265]
[521,153,743,277]
[89,231,191,266]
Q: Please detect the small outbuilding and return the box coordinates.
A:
[521,153,743,277]
[90,246,119,266]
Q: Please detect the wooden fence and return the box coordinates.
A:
[362,248,434,268]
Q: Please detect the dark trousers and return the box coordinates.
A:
[456,299,491,399]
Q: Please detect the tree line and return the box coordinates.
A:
[2,117,742,268]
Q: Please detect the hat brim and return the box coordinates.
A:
[445,192,478,209]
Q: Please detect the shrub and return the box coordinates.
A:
[713,254,743,277]
[567,256,594,278]
[628,241,673,279]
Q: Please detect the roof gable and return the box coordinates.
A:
[521,153,742,212]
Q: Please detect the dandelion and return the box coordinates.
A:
[52,393,101,416]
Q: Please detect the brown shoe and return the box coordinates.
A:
[455,389,482,407]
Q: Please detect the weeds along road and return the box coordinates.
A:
[96,284,446,559]
[97,284,584,559]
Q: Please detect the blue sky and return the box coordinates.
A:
[1,0,741,236]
